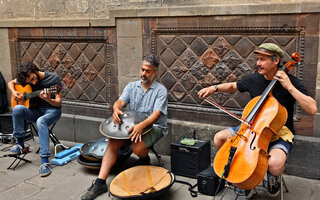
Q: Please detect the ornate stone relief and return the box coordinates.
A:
[152,27,305,116]
[15,36,111,114]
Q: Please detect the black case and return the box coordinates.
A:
[170,137,211,178]
[197,166,225,196]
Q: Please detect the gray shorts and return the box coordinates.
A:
[124,126,163,148]
[228,126,292,154]
[141,126,164,148]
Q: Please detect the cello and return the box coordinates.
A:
[213,52,300,190]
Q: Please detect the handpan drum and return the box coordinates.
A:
[80,137,108,161]
[80,137,132,162]
[99,111,152,139]
[78,137,132,169]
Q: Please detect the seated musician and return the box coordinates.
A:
[8,63,62,177]
[198,43,317,198]
[81,55,168,200]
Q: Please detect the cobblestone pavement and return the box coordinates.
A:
[0,138,319,200]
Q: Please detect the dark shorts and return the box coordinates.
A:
[228,126,292,154]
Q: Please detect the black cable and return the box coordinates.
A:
[174,179,198,198]
[233,187,245,197]
[212,176,226,200]
[0,144,14,152]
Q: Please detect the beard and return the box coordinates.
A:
[141,74,155,84]
[34,73,41,86]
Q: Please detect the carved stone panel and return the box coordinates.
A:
[15,36,112,117]
[152,27,305,119]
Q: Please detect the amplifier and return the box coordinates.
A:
[170,137,211,178]
[197,166,225,196]
[0,112,13,134]
[0,112,33,142]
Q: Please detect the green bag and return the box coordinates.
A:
[180,138,196,146]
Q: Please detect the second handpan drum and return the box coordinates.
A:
[79,137,132,162]
[99,111,152,139]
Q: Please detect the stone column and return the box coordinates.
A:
[314,33,320,137]
[116,18,143,94]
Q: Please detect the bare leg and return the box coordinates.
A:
[131,141,149,158]
[268,148,287,176]
[98,138,125,180]
[213,129,232,149]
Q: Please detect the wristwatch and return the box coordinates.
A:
[214,85,218,92]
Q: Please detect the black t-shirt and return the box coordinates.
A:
[31,72,61,109]
[236,72,309,134]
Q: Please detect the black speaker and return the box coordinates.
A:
[197,166,225,196]
[171,137,211,178]
[0,112,33,142]
[0,112,13,134]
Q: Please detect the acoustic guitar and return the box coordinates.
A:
[11,84,61,109]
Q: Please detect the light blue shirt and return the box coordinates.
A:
[119,80,168,135]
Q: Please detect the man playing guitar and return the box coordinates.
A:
[8,63,62,177]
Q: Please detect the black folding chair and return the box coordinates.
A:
[150,145,163,167]
[2,146,31,170]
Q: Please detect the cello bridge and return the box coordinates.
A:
[234,132,248,142]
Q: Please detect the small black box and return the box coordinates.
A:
[171,137,211,178]
[197,166,225,196]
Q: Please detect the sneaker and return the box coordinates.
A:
[267,172,280,197]
[39,163,51,177]
[135,155,150,165]
[245,189,254,199]
[8,144,26,155]
[81,181,108,200]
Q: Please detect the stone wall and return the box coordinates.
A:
[0,0,319,178]
[144,17,314,134]
[8,27,118,118]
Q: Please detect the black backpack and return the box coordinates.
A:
[0,71,8,114]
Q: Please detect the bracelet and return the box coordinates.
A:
[214,85,218,92]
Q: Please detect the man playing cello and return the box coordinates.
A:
[198,43,317,198]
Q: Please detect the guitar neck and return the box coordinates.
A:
[23,90,42,100]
